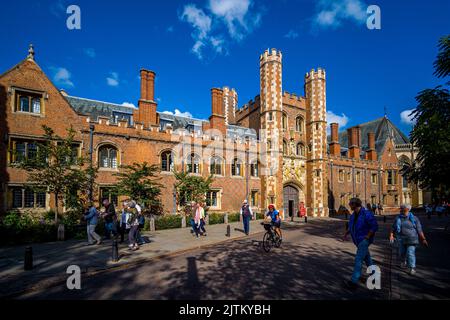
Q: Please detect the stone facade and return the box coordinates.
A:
[0,46,412,217]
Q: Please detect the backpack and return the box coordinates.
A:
[138,215,145,226]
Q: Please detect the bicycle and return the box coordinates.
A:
[261,222,282,252]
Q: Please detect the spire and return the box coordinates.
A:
[27,44,35,61]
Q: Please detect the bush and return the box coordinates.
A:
[256,212,264,220]
[208,213,224,225]
[155,215,182,230]
[228,212,240,223]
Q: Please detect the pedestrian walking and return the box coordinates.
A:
[84,202,102,245]
[240,199,253,235]
[390,204,429,275]
[366,203,374,214]
[377,202,384,216]
[102,199,118,240]
[298,202,306,218]
[197,202,207,236]
[342,198,378,290]
[131,200,145,245]
[371,203,378,215]
[126,202,140,251]
[118,200,129,243]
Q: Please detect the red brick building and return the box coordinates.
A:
[0,46,416,217]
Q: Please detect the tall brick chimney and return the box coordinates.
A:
[366,132,377,160]
[329,123,341,156]
[347,126,361,159]
[208,88,226,135]
[134,69,158,126]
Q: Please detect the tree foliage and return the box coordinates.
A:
[409,35,450,201]
[16,125,97,222]
[173,170,213,216]
[114,162,163,215]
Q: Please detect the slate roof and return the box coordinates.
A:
[65,95,256,139]
[328,116,410,155]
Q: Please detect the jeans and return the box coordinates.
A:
[190,219,200,237]
[118,223,127,242]
[398,239,416,268]
[104,221,117,239]
[128,225,139,245]
[200,219,206,234]
[242,215,250,234]
[351,239,374,283]
[136,225,145,244]
[87,224,101,244]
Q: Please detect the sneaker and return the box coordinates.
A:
[400,261,407,269]
[96,240,102,245]
[343,280,358,291]
[409,268,416,275]
[87,242,96,246]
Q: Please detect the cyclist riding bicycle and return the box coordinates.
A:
[266,204,282,238]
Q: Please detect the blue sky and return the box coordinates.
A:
[1,0,449,135]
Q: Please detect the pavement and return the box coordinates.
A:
[2,212,450,300]
[0,218,265,298]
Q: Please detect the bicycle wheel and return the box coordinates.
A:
[262,232,272,252]
[274,234,282,248]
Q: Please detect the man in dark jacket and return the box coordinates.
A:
[102,199,117,240]
[343,198,379,290]
[240,199,253,235]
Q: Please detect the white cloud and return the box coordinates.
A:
[180,0,261,59]
[209,0,252,41]
[121,102,137,109]
[284,30,299,39]
[400,109,416,125]
[314,0,367,29]
[327,110,349,128]
[83,48,96,58]
[51,67,74,88]
[106,72,119,87]
[161,109,193,118]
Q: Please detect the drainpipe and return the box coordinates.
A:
[89,124,95,202]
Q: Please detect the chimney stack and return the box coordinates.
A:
[134,69,158,126]
[347,126,361,159]
[329,123,341,156]
[367,132,377,161]
[208,88,226,134]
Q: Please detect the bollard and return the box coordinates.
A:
[150,217,155,232]
[112,240,119,262]
[224,213,228,224]
[291,215,294,222]
[24,246,33,271]
[383,216,386,223]
[57,224,65,241]
[226,224,231,237]
[181,216,186,228]
[304,216,307,223]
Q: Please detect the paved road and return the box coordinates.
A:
[18,213,450,300]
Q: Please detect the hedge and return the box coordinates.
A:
[155,215,183,230]
[208,213,224,225]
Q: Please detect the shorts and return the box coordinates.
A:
[271,221,281,228]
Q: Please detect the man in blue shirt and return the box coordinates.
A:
[266,204,282,238]
[343,197,378,290]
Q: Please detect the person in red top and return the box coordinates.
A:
[298,202,306,217]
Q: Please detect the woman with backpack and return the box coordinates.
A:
[389,204,429,275]
[126,202,141,251]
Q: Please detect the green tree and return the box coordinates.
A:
[16,125,97,223]
[173,170,213,216]
[409,35,450,201]
[114,162,163,215]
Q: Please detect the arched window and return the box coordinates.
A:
[210,156,223,175]
[295,116,304,132]
[231,158,243,176]
[296,143,305,157]
[99,145,118,169]
[186,153,201,174]
[282,113,288,130]
[283,140,288,155]
[161,150,173,172]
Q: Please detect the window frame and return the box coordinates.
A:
[209,156,223,176]
[15,90,44,115]
[161,150,174,172]
[231,158,244,177]
[98,145,119,169]
[186,153,201,174]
